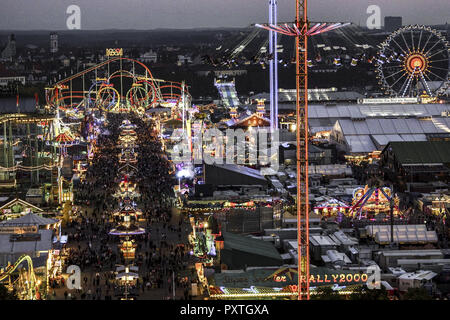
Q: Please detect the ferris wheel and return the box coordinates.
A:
[376,25,450,97]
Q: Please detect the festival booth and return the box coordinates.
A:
[0,198,46,221]
[109,218,145,261]
[430,194,449,218]
[113,175,141,200]
[313,198,350,217]
[115,265,139,300]
[188,216,217,266]
[111,206,143,223]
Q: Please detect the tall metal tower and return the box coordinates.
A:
[257,0,349,300]
[295,0,310,300]
[269,0,278,130]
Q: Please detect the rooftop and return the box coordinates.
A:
[0,229,53,253]
[223,232,282,261]
[398,270,437,281]
[381,249,443,257]
[384,141,450,165]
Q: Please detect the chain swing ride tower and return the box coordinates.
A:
[257,0,349,299]
[295,0,309,300]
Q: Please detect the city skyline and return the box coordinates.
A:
[0,0,449,30]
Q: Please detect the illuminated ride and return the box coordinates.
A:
[376,25,450,97]
[46,57,192,117]
[0,254,38,300]
[349,185,400,220]
[95,83,120,112]
[313,198,350,218]
[52,130,79,157]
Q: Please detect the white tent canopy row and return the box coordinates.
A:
[331,117,450,154]
[334,118,450,136]
[366,225,438,244]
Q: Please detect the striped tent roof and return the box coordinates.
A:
[55,132,75,143]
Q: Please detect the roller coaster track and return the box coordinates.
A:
[55,57,155,86]
[0,254,37,300]
[50,57,191,113]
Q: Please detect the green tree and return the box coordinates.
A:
[402,287,432,300]
[0,283,19,300]
[311,286,345,300]
[349,286,390,300]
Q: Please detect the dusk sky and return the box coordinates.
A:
[0,0,449,30]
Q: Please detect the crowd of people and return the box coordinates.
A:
[54,113,196,300]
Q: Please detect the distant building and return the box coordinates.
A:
[139,50,157,63]
[0,76,26,87]
[398,270,437,293]
[177,54,192,66]
[384,16,402,33]
[446,23,450,41]
[50,32,58,53]
[1,34,16,60]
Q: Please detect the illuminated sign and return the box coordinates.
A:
[0,225,38,234]
[280,273,368,285]
[359,97,419,104]
[267,267,368,285]
[106,48,123,57]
